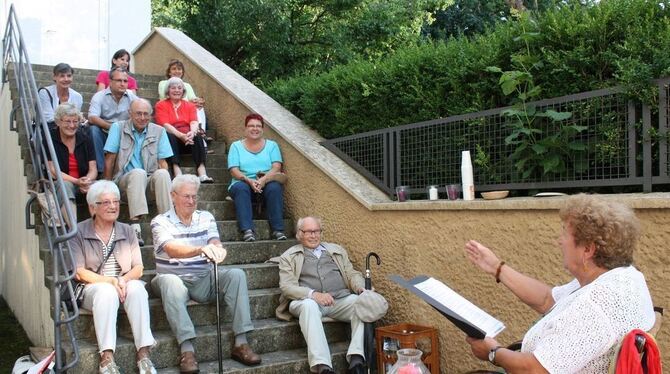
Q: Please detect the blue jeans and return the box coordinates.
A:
[229,181,284,232]
[89,125,108,172]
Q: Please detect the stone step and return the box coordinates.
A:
[40,240,295,275]
[157,341,350,374]
[27,64,164,83]
[67,288,282,341]
[74,198,239,222]
[62,318,351,373]
[45,260,280,292]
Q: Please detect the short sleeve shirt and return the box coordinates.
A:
[38,85,83,122]
[154,99,197,133]
[88,88,137,123]
[151,209,220,281]
[104,121,173,173]
[227,139,283,189]
[96,70,138,90]
[521,266,655,373]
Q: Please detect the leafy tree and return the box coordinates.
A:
[422,0,557,39]
[152,0,445,84]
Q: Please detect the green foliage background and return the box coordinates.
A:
[266,0,670,138]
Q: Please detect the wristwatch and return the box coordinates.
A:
[488,346,502,365]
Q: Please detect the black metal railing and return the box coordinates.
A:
[2,4,79,372]
[322,81,670,197]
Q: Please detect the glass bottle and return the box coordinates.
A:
[388,348,430,374]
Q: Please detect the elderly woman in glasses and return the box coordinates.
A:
[154,76,213,183]
[157,59,208,134]
[464,194,655,373]
[44,103,96,224]
[69,181,156,374]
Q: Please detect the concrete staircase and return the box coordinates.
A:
[11,64,351,373]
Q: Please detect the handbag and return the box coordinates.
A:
[60,238,116,312]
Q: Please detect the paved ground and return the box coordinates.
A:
[0,297,32,372]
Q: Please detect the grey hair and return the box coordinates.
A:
[164,76,185,98]
[129,98,153,115]
[295,216,322,239]
[54,103,81,122]
[86,180,120,206]
[172,174,200,193]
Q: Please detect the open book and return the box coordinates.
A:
[390,275,505,339]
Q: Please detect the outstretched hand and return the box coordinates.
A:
[464,240,501,276]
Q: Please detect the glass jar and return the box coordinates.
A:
[388,348,430,374]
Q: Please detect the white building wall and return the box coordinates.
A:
[2,0,150,71]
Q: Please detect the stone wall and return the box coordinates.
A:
[134,28,670,372]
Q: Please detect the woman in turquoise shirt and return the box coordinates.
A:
[227,114,286,242]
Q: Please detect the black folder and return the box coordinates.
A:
[390,274,503,339]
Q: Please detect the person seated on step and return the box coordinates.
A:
[96,49,138,94]
[69,180,157,374]
[464,194,655,373]
[150,174,262,373]
[89,66,138,175]
[43,103,96,224]
[102,98,172,246]
[157,59,209,140]
[227,113,286,242]
[154,77,213,183]
[276,216,367,374]
[37,63,83,127]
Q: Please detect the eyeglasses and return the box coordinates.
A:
[111,78,129,83]
[246,124,263,129]
[176,193,198,201]
[299,229,322,236]
[132,111,151,118]
[95,200,120,207]
[60,120,79,126]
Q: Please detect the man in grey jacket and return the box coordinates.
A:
[277,216,366,374]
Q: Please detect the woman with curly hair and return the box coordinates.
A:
[464,194,655,373]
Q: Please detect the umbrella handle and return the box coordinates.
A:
[366,252,381,270]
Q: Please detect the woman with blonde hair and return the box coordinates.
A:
[464,194,655,373]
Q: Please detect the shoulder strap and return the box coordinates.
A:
[94,237,117,274]
[38,87,55,109]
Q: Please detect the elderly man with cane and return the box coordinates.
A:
[151,174,261,373]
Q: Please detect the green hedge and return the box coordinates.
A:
[266,0,670,139]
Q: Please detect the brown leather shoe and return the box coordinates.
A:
[179,351,199,373]
[231,344,262,366]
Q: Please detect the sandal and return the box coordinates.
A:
[199,175,214,184]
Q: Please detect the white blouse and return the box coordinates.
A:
[521,266,655,373]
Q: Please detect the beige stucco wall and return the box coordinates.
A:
[134,29,670,372]
[0,84,53,347]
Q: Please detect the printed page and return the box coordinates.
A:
[414,277,505,337]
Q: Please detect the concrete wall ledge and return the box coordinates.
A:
[370,192,670,211]
[134,27,390,208]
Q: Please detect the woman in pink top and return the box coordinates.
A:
[95,49,138,93]
[154,77,213,183]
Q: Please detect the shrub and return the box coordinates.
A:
[266,0,670,139]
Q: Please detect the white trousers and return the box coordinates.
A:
[289,294,364,370]
[81,280,155,353]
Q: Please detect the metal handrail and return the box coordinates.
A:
[321,80,669,197]
[2,4,79,372]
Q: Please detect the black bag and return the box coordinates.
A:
[60,239,116,313]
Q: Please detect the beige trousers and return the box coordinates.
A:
[117,168,172,219]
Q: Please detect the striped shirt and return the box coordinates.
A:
[151,208,219,281]
[98,228,121,277]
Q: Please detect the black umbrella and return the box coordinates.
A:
[364,252,381,373]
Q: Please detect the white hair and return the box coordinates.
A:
[172,174,200,193]
[86,181,120,205]
[295,216,322,239]
[165,76,185,98]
